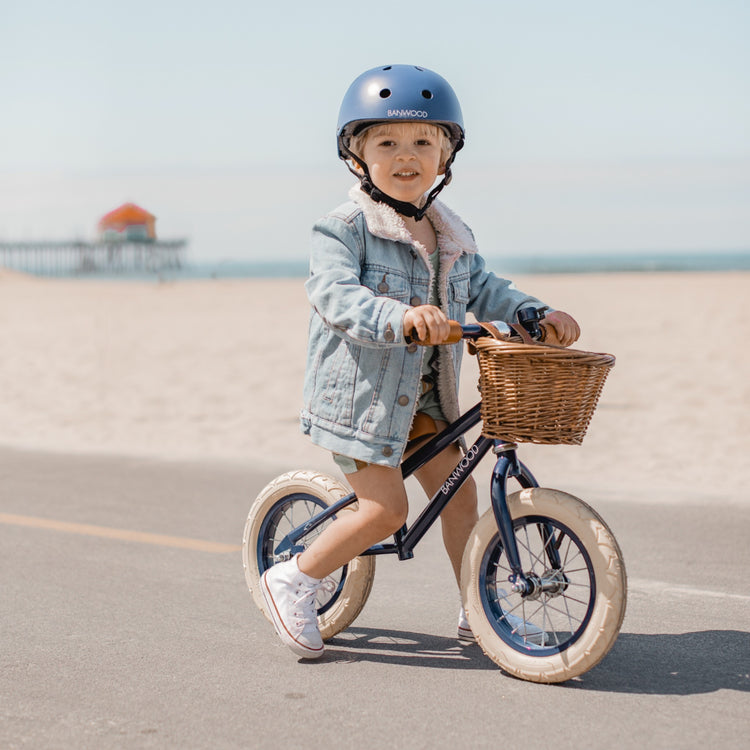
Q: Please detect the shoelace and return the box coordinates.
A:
[292,579,336,628]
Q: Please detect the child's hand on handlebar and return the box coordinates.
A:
[543,311,581,347]
[404,305,451,345]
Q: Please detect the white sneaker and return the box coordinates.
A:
[260,555,330,659]
[460,593,547,646]
[457,606,476,643]
[497,588,546,646]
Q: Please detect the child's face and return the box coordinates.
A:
[359,123,445,206]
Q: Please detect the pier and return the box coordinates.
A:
[0,239,187,276]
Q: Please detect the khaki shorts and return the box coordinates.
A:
[332,380,447,475]
[332,453,369,475]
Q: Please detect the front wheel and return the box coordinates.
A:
[461,488,627,683]
[242,470,376,640]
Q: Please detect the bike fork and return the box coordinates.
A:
[490,442,546,596]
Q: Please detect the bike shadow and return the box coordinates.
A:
[325,627,495,671]
[324,627,750,693]
[567,630,750,695]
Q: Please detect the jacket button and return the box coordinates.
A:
[406,343,418,353]
[382,446,393,457]
[384,324,395,342]
[397,395,409,406]
[410,296,422,306]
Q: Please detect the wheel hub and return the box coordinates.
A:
[512,569,569,600]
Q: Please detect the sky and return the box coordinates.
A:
[1,0,748,263]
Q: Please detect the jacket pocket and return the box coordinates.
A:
[450,274,470,303]
[361,265,411,303]
[315,339,358,425]
[448,272,470,320]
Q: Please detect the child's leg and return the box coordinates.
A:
[410,432,478,586]
[297,463,409,580]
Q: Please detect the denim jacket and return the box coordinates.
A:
[300,185,545,467]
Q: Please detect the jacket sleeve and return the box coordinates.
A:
[466,252,547,324]
[305,213,409,348]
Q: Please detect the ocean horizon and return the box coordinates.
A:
[190,249,750,279]
[2,248,749,280]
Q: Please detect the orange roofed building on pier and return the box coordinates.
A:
[98,203,157,241]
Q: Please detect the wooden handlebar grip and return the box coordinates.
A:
[539,322,563,346]
[409,320,464,346]
[446,320,464,344]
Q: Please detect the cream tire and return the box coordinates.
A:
[242,470,376,640]
[461,487,627,683]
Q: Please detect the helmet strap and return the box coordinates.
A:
[342,143,454,222]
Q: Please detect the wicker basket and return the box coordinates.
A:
[472,338,615,445]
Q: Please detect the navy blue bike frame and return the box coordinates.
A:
[274,401,563,595]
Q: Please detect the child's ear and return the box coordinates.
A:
[437,161,447,176]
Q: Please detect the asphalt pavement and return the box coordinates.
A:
[1,447,748,749]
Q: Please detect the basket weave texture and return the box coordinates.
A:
[472,338,615,445]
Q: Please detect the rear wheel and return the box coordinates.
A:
[461,487,626,683]
[242,470,376,640]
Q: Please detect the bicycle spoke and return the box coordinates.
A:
[491,559,512,578]
[535,522,563,564]
[549,593,590,608]
[540,598,583,627]
[553,530,566,551]
[560,592,578,634]
[303,499,319,522]
[562,537,584,569]
[519,524,546,570]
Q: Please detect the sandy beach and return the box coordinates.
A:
[1,268,748,504]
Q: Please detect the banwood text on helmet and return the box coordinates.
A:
[337,64,465,220]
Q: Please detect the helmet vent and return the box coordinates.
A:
[382,66,392,70]
[379,88,391,98]
[421,89,433,100]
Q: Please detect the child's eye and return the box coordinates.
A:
[416,139,433,147]
[377,139,396,147]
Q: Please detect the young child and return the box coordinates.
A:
[261,64,580,658]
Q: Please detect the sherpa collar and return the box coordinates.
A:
[348,184,478,269]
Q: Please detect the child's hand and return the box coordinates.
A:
[404,305,451,344]
[543,311,581,347]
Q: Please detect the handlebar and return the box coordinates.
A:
[406,307,551,346]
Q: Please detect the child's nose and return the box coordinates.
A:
[395,144,417,159]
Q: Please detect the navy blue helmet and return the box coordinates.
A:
[337,64,465,161]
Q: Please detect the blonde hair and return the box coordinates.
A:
[349,122,453,171]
